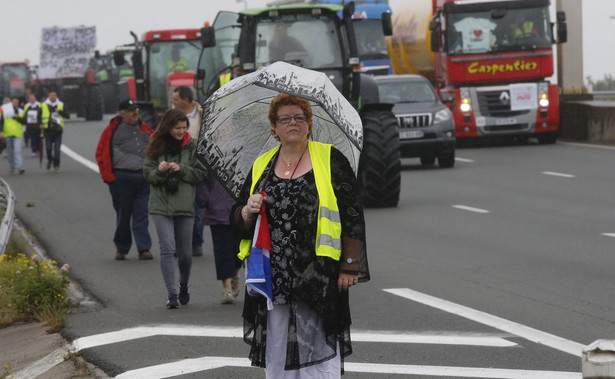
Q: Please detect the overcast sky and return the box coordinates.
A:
[0,0,608,83]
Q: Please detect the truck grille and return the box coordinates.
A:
[476,90,530,118]
[397,113,432,128]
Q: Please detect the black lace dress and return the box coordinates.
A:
[231,147,369,372]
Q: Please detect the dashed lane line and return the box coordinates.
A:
[384,288,585,357]
[452,205,490,214]
[542,171,576,178]
[455,157,474,163]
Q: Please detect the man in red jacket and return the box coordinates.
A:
[95,99,154,260]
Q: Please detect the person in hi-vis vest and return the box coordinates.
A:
[0,97,25,174]
[43,91,70,171]
[230,93,368,377]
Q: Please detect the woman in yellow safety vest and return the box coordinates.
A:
[231,93,368,377]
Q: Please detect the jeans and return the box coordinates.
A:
[192,203,204,247]
[44,131,62,167]
[108,170,152,254]
[151,214,193,296]
[25,129,41,153]
[5,137,23,171]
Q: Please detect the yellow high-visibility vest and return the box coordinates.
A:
[238,140,342,261]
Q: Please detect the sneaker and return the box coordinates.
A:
[221,288,235,304]
[166,294,179,309]
[54,166,60,172]
[192,245,203,256]
[138,250,153,260]
[115,251,125,260]
[18,168,25,175]
[231,275,240,298]
[179,283,190,305]
[46,161,51,170]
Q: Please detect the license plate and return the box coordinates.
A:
[400,130,424,139]
[494,117,518,126]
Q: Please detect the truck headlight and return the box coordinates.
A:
[460,88,471,112]
[538,83,549,108]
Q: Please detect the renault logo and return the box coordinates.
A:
[500,91,510,105]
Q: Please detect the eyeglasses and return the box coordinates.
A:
[276,115,306,124]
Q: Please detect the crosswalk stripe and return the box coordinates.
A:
[114,356,580,378]
[73,325,515,351]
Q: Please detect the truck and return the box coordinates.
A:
[0,61,32,101]
[196,2,401,207]
[113,28,202,126]
[388,0,567,144]
[267,0,393,75]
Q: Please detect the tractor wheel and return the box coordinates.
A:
[101,82,118,114]
[358,110,401,208]
[85,84,103,121]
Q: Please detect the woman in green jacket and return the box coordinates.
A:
[144,109,207,309]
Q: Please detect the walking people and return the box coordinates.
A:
[196,176,242,304]
[143,109,207,309]
[43,91,69,171]
[171,85,205,257]
[22,94,43,157]
[231,93,368,377]
[0,97,25,174]
[95,99,154,261]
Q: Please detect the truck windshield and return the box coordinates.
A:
[255,16,343,69]
[2,64,28,81]
[147,40,201,107]
[354,19,388,60]
[446,6,552,55]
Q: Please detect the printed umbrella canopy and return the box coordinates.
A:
[196,61,363,200]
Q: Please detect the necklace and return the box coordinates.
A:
[280,156,297,176]
[284,144,308,179]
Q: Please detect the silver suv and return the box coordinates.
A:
[373,74,456,168]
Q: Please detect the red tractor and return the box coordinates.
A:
[114,29,202,125]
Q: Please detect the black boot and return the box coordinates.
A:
[179,283,190,305]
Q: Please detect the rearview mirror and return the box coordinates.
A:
[381,12,393,36]
[201,26,216,48]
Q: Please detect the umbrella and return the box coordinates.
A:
[196,61,363,200]
[39,130,44,168]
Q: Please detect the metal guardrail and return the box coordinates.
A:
[0,177,16,257]
[590,91,615,101]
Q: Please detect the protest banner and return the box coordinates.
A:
[39,26,97,79]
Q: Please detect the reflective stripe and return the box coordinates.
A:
[317,234,342,250]
[319,206,340,223]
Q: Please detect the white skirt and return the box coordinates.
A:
[265,304,341,379]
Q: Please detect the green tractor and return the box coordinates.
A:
[196,2,400,207]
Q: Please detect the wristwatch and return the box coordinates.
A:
[345,257,357,264]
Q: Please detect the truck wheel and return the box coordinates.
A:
[358,110,401,208]
[420,155,436,166]
[537,132,557,145]
[85,84,103,121]
[101,82,117,114]
[438,150,455,168]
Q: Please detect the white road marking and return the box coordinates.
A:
[542,171,575,178]
[452,205,490,213]
[602,233,615,238]
[61,145,99,173]
[559,141,615,151]
[72,325,515,351]
[455,157,474,163]
[13,346,72,379]
[115,357,580,378]
[384,288,585,357]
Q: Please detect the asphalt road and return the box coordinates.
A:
[3,115,614,378]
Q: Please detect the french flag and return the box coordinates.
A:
[245,193,273,310]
